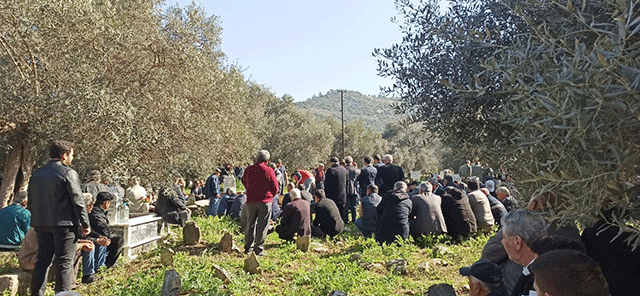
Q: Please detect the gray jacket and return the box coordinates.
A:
[409,192,447,235]
[28,160,90,229]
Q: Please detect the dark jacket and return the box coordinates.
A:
[28,160,90,229]
[488,195,508,227]
[357,165,377,198]
[277,199,312,241]
[344,165,360,196]
[229,194,247,220]
[81,181,110,200]
[156,191,188,217]
[313,198,344,237]
[440,187,477,238]
[376,190,412,245]
[89,205,115,239]
[375,163,405,194]
[204,173,220,199]
[360,193,382,231]
[324,164,348,205]
[582,219,640,296]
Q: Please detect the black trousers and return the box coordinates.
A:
[31,226,77,296]
[106,236,125,268]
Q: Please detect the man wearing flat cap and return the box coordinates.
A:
[460,259,509,296]
[89,192,124,271]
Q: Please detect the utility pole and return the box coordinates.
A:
[339,90,345,160]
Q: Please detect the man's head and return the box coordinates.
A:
[214,168,221,176]
[394,181,407,192]
[443,175,454,187]
[130,176,141,187]
[367,184,378,196]
[313,189,325,202]
[82,193,94,213]
[329,156,340,164]
[227,187,237,196]
[287,182,295,191]
[50,140,75,165]
[500,209,548,265]
[14,190,28,207]
[530,250,609,296]
[485,180,495,192]
[418,182,433,194]
[459,260,504,296]
[344,156,353,165]
[318,163,324,170]
[467,178,480,191]
[95,191,115,209]
[363,156,372,165]
[276,159,283,167]
[373,154,381,164]
[256,150,270,164]
[383,154,393,164]
[495,186,510,201]
[290,188,301,200]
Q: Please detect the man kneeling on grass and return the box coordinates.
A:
[311,189,344,239]
[275,188,311,241]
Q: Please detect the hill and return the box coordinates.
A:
[296,90,399,133]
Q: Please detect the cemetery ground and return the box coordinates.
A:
[1,216,489,296]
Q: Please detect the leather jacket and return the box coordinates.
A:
[28,160,90,229]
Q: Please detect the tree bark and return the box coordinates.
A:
[0,135,34,208]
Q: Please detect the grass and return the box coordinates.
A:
[1,216,489,295]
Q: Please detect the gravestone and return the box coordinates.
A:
[161,249,175,267]
[243,252,260,274]
[219,232,234,253]
[183,222,201,245]
[160,269,181,296]
[295,235,310,252]
[212,264,232,283]
[0,274,18,296]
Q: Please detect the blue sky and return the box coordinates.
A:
[168,0,404,101]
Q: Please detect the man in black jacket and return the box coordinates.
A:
[357,156,377,198]
[344,156,360,223]
[28,140,91,295]
[156,186,191,226]
[323,157,349,223]
[311,189,344,238]
[375,154,405,195]
[90,192,124,271]
[440,185,477,239]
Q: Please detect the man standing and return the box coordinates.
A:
[204,169,221,216]
[29,140,91,295]
[357,156,377,198]
[375,154,405,194]
[372,154,384,169]
[344,156,360,224]
[323,157,349,223]
[459,160,472,178]
[276,159,287,195]
[242,150,279,256]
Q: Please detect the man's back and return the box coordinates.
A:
[357,165,377,197]
[440,187,477,238]
[242,162,278,203]
[376,164,405,194]
[409,192,446,235]
[360,193,382,228]
[324,164,348,204]
[29,160,89,228]
[467,190,495,231]
[0,204,30,246]
[314,198,344,236]
[345,165,360,196]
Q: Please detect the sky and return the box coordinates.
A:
[168,0,404,101]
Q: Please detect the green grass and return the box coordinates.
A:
[2,216,488,295]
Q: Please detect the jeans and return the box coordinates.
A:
[209,196,220,216]
[31,226,77,296]
[95,245,107,271]
[244,202,272,254]
[354,218,374,238]
[82,248,95,276]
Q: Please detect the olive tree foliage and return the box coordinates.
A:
[330,120,388,166]
[0,1,259,206]
[259,94,335,171]
[476,0,640,245]
[382,122,448,174]
[374,0,526,162]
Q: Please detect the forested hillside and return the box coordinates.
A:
[296,90,398,132]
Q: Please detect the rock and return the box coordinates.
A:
[432,246,449,255]
[311,242,329,253]
[16,270,31,295]
[219,232,234,253]
[358,261,374,270]
[183,221,201,245]
[295,235,311,252]
[161,249,175,267]
[349,253,362,262]
[243,252,260,274]
[386,259,408,275]
[160,269,181,296]
[211,265,232,283]
[429,258,447,266]
[426,283,456,296]
[0,274,19,296]
[417,262,430,273]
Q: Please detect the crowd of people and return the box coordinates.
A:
[1,142,638,296]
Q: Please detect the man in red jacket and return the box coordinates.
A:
[241,150,279,256]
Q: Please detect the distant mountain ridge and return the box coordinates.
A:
[295,90,399,132]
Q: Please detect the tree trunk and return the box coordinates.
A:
[0,136,34,208]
